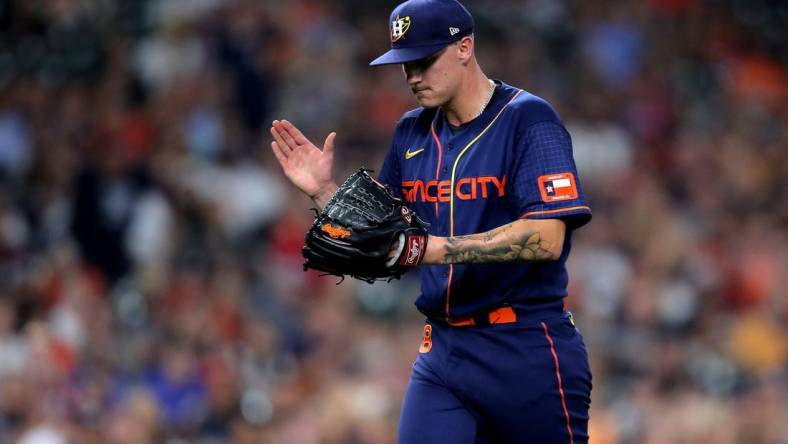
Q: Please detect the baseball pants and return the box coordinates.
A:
[398,310,591,444]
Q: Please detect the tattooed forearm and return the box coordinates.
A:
[441,221,558,264]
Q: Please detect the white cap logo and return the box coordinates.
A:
[449,27,460,36]
[391,16,411,42]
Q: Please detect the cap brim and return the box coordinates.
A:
[369,43,449,66]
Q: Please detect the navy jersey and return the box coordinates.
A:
[378,81,591,319]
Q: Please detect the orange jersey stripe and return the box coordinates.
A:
[521,205,591,219]
[430,123,443,217]
[445,264,454,317]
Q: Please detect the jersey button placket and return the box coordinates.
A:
[443,143,454,176]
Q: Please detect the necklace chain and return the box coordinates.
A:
[469,79,495,122]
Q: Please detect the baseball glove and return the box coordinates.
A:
[303,168,429,283]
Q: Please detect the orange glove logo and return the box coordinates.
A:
[321,224,352,239]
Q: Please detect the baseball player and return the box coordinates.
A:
[270,0,592,443]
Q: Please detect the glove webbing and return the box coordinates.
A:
[321,171,360,210]
[333,201,385,224]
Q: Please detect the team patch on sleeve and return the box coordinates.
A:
[537,173,578,202]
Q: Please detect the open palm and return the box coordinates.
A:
[270,119,336,199]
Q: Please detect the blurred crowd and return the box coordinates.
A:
[0,0,786,443]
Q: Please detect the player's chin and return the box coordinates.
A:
[414,94,441,109]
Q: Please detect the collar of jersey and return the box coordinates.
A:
[432,80,514,143]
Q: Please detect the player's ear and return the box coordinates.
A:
[456,36,473,65]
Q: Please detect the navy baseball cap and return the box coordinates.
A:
[369,0,474,66]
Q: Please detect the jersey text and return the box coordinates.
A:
[401,176,506,203]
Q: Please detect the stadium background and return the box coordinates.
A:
[0,0,785,443]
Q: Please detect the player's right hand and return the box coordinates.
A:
[270,119,337,204]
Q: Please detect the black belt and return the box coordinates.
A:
[427,299,566,327]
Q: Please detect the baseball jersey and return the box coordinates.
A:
[379,81,591,319]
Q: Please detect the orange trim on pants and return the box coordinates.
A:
[541,321,575,444]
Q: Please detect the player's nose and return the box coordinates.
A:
[403,65,422,85]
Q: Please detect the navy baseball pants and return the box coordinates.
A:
[398,310,591,444]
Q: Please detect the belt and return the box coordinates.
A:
[432,306,518,327]
[428,300,566,327]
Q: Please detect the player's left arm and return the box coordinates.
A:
[421,218,565,264]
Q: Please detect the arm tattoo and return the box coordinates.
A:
[442,222,555,264]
